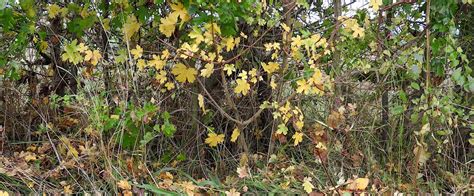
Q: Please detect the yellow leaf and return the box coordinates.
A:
[0,190,9,196]
[200,63,214,78]
[231,128,240,142]
[261,62,279,75]
[352,26,365,38]
[117,180,131,190]
[170,2,190,22]
[370,0,383,12]
[223,37,237,52]
[24,153,37,162]
[204,22,221,35]
[165,82,175,90]
[347,178,369,191]
[270,78,277,89]
[198,94,207,113]
[131,45,143,60]
[63,185,72,194]
[296,79,310,94]
[60,137,79,158]
[205,132,225,147]
[291,35,303,48]
[234,79,250,95]
[78,43,89,53]
[302,177,314,193]
[281,23,290,32]
[155,70,168,84]
[189,27,204,44]
[308,68,323,85]
[84,49,102,66]
[150,55,166,70]
[137,59,147,71]
[47,4,61,18]
[171,63,197,83]
[159,15,177,38]
[223,64,236,76]
[123,16,140,42]
[292,132,303,146]
[161,49,170,59]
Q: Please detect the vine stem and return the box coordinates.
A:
[413,0,431,188]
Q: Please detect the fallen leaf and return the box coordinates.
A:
[347,178,369,191]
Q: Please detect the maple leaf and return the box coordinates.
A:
[165,82,175,90]
[231,128,240,142]
[189,27,204,44]
[131,45,143,60]
[200,63,214,78]
[205,132,225,147]
[291,35,303,48]
[236,166,248,178]
[47,4,61,18]
[302,177,314,193]
[352,26,365,38]
[223,64,236,76]
[238,70,248,80]
[61,40,83,65]
[171,63,197,83]
[346,178,369,191]
[159,15,178,37]
[117,180,131,190]
[370,0,383,12]
[179,42,199,58]
[234,79,250,95]
[155,70,168,84]
[170,2,190,22]
[115,49,128,64]
[225,188,241,196]
[292,132,303,146]
[261,62,279,75]
[223,37,239,52]
[84,49,102,66]
[123,15,140,42]
[137,59,147,71]
[150,55,166,70]
[276,124,288,135]
[296,79,310,94]
[161,49,170,59]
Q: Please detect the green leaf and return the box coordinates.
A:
[161,121,176,137]
[391,105,405,116]
[277,124,288,135]
[67,16,96,36]
[411,82,420,90]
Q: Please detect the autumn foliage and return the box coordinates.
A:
[0,0,472,195]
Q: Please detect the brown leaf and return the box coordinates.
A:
[327,110,344,129]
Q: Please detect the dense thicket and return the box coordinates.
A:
[0,0,472,194]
